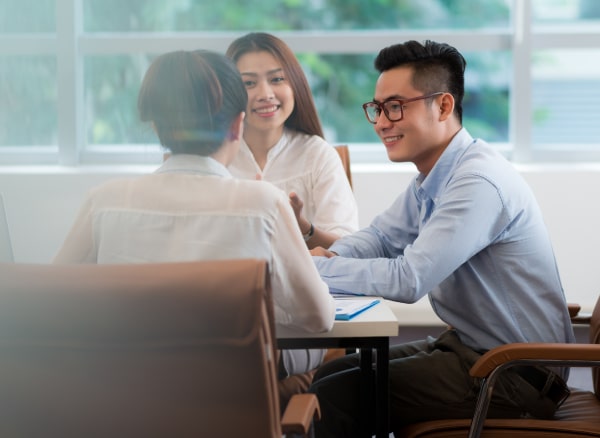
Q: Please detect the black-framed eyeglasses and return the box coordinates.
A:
[362,92,445,124]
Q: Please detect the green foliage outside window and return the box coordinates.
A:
[81,0,510,147]
[83,0,509,32]
[2,0,511,150]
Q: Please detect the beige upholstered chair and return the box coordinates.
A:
[0,259,319,437]
[396,297,600,438]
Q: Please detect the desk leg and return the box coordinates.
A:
[375,338,389,438]
[276,336,391,438]
[359,348,374,438]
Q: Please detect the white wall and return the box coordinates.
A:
[1,162,599,323]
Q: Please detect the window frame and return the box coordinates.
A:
[2,0,600,165]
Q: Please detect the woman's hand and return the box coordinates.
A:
[289,191,311,235]
[290,191,341,250]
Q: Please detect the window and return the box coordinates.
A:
[529,0,600,161]
[1,0,599,165]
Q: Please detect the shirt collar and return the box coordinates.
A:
[417,128,475,201]
[266,128,291,159]
[155,154,232,178]
[239,128,291,162]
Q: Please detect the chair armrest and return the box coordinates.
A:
[567,302,593,324]
[281,393,321,436]
[571,313,593,325]
[278,369,316,413]
[568,303,581,318]
[470,343,600,378]
[467,343,600,438]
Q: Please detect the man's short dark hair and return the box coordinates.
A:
[374,40,466,123]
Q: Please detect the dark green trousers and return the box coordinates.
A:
[309,330,562,438]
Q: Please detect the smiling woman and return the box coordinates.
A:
[234,50,297,165]
[225,32,359,251]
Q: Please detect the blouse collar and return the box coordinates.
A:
[155,154,232,178]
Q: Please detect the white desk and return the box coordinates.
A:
[277,298,399,438]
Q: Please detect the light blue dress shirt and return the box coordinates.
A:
[315,128,575,354]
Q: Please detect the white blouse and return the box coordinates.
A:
[229,129,359,236]
[53,154,335,333]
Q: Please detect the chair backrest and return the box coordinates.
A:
[0,259,280,438]
[0,194,14,262]
[334,144,353,189]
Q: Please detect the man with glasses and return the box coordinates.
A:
[309,40,574,437]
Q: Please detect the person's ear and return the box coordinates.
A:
[438,93,455,121]
[227,112,245,141]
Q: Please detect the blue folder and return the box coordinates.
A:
[335,298,380,320]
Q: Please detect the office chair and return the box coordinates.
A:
[334,144,353,189]
[395,296,600,438]
[0,259,319,438]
